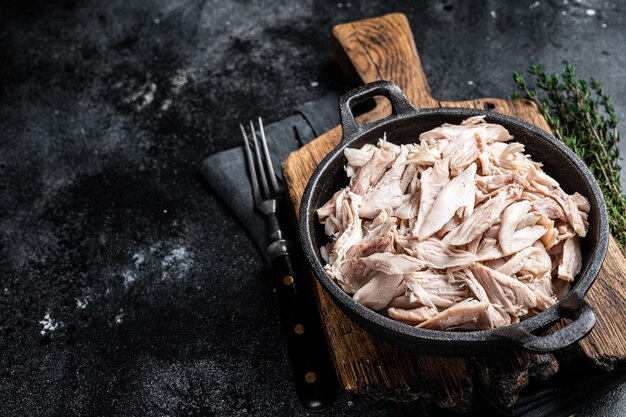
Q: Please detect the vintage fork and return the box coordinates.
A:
[240,118,336,411]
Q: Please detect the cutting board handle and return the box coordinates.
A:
[332,13,439,108]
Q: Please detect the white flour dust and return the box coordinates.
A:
[39,311,61,335]
[118,244,193,287]
[120,251,147,289]
[171,69,190,93]
[133,252,146,268]
[114,309,125,325]
[125,81,157,111]
[122,269,137,288]
[161,246,193,281]
[76,296,92,309]
[159,68,192,112]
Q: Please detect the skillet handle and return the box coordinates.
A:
[493,293,596,353]
[339,81,416,143]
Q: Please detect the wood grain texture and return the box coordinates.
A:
[332,13,437,108]
[472,350,559,408]
[282,12,626,409]
[578,236,626,370]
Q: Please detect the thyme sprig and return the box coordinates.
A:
[513,65,626,252]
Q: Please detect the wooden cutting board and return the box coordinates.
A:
[282,13,626,411]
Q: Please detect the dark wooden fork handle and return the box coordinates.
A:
[270,251,337,411]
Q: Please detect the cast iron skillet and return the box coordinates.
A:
[299,81,609,356]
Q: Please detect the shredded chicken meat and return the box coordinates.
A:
[317,116,590,330]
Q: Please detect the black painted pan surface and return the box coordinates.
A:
[299,81,609,356]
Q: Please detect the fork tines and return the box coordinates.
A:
[240,117,280,204]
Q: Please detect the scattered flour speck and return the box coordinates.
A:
[115,309,125,325]
[490,10,497,18]
[467,80,474,86]
[76,296,91,309]
[161,246,193,281]
[142,83,156,107]
[171,69,190,93]
[119,252,146,288]
[40,311,61,335]
[585,8,596,16]
[126,82,157,111]
[133,252,146,268]
[602,23,607,28]
[529,1,540,9]
[160,98,172,111]
[122,270,137,288]
[310,81,319,87]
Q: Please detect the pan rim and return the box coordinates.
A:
[299,106,609,351]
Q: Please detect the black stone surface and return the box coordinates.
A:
[0,0,624,416]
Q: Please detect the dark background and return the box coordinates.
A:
[1,0,625,416]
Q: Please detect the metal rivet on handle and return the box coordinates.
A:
[283,275,294,285]
[305,372,317,383]
[294,324,305,334]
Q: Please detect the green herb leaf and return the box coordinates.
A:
[512,65,626,253]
